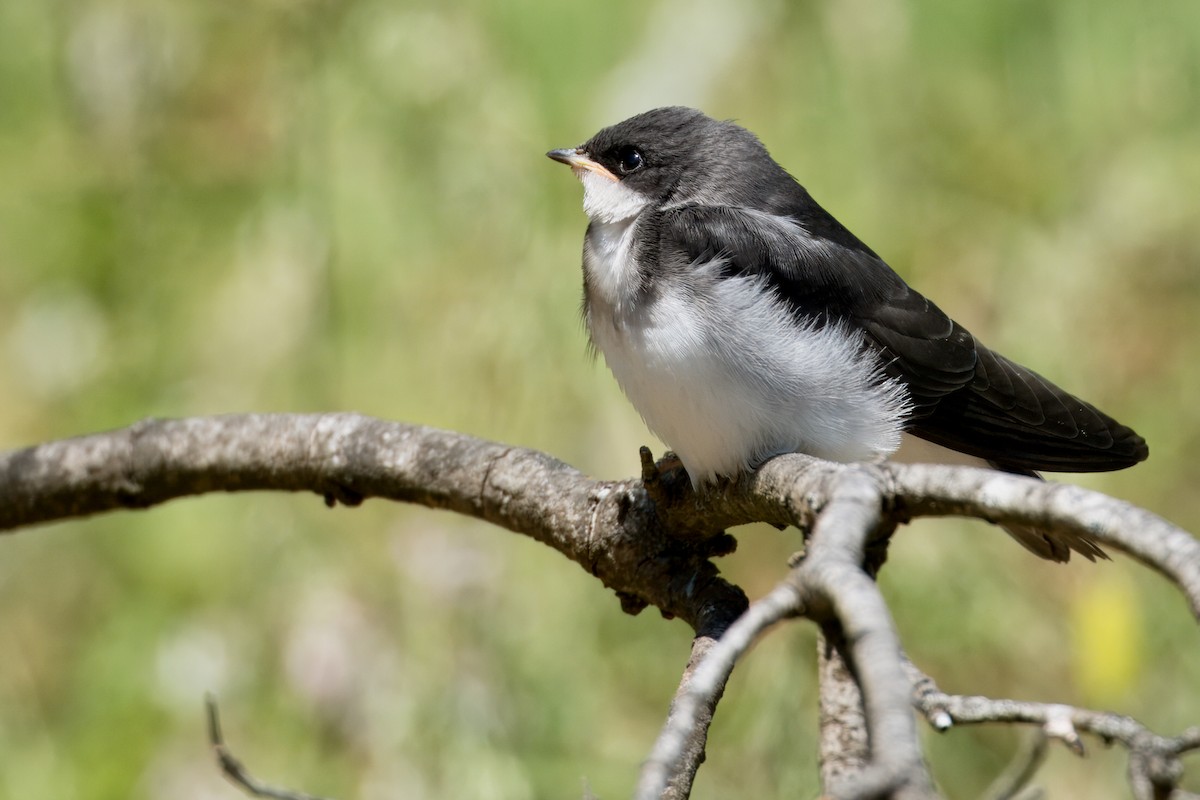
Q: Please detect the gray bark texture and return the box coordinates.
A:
[2,413,1198,799]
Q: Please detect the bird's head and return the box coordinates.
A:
[547,107,785,223]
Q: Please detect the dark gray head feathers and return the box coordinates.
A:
[580,107,793,208]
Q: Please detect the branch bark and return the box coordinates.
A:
[905,660,1200,800]
[2,413,1198,799]
[0,414,750,629]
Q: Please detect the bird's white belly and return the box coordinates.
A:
[584,231,910,484]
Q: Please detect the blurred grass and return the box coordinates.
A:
[1,0,1198,797]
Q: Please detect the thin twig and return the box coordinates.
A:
[980,731,1048,800]
[655,636,727,800]
[206,695,333,800]
[654,586,750,800]
[634,582,803,800]
[904,662,1200,797]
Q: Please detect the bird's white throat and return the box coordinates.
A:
[577,169,649,224]
[576,170,651,307]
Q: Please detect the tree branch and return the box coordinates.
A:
[5,416,1196,620]
[2,414,1197,799]
[0,414,750,630]
[905,660,1200,799]
[206,695,331,800]
[638,467,938,799]
[889,464,1200,616]
[635,581,803,800]
[980,731,1048,800]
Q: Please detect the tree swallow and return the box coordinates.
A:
[548,107,1148,561]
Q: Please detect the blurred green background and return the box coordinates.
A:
[1,0,1198,797]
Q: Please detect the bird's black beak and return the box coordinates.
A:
[546,148,581,166]
[546,148,618,182]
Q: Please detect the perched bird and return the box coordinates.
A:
[547,107,1147,561]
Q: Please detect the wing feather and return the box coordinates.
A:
[653,203,1148,472]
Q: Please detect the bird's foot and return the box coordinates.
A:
[639,446,692,505]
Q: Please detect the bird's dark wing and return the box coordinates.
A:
[649,203,1148,472]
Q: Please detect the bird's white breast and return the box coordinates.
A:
[583,216,911,485]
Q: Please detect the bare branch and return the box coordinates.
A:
[2,415,1197,799]
[886,463,1200,617]
[818,627,873,788]
[207,695,332,800]
[980,731,1048,800]
[0,414,749,630]
[635,582,803,800]
[5,417,1195,622]
[905,661,1200,798]
[795,468,936,800]
[641,468,939,799]
[655,635,724,800]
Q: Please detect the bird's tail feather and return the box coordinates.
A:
[1000,522,1107,563]
[892,434,1109,562]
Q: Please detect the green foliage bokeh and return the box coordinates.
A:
[1,1,1198,797]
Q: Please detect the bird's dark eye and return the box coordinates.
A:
[614,146,644,175]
